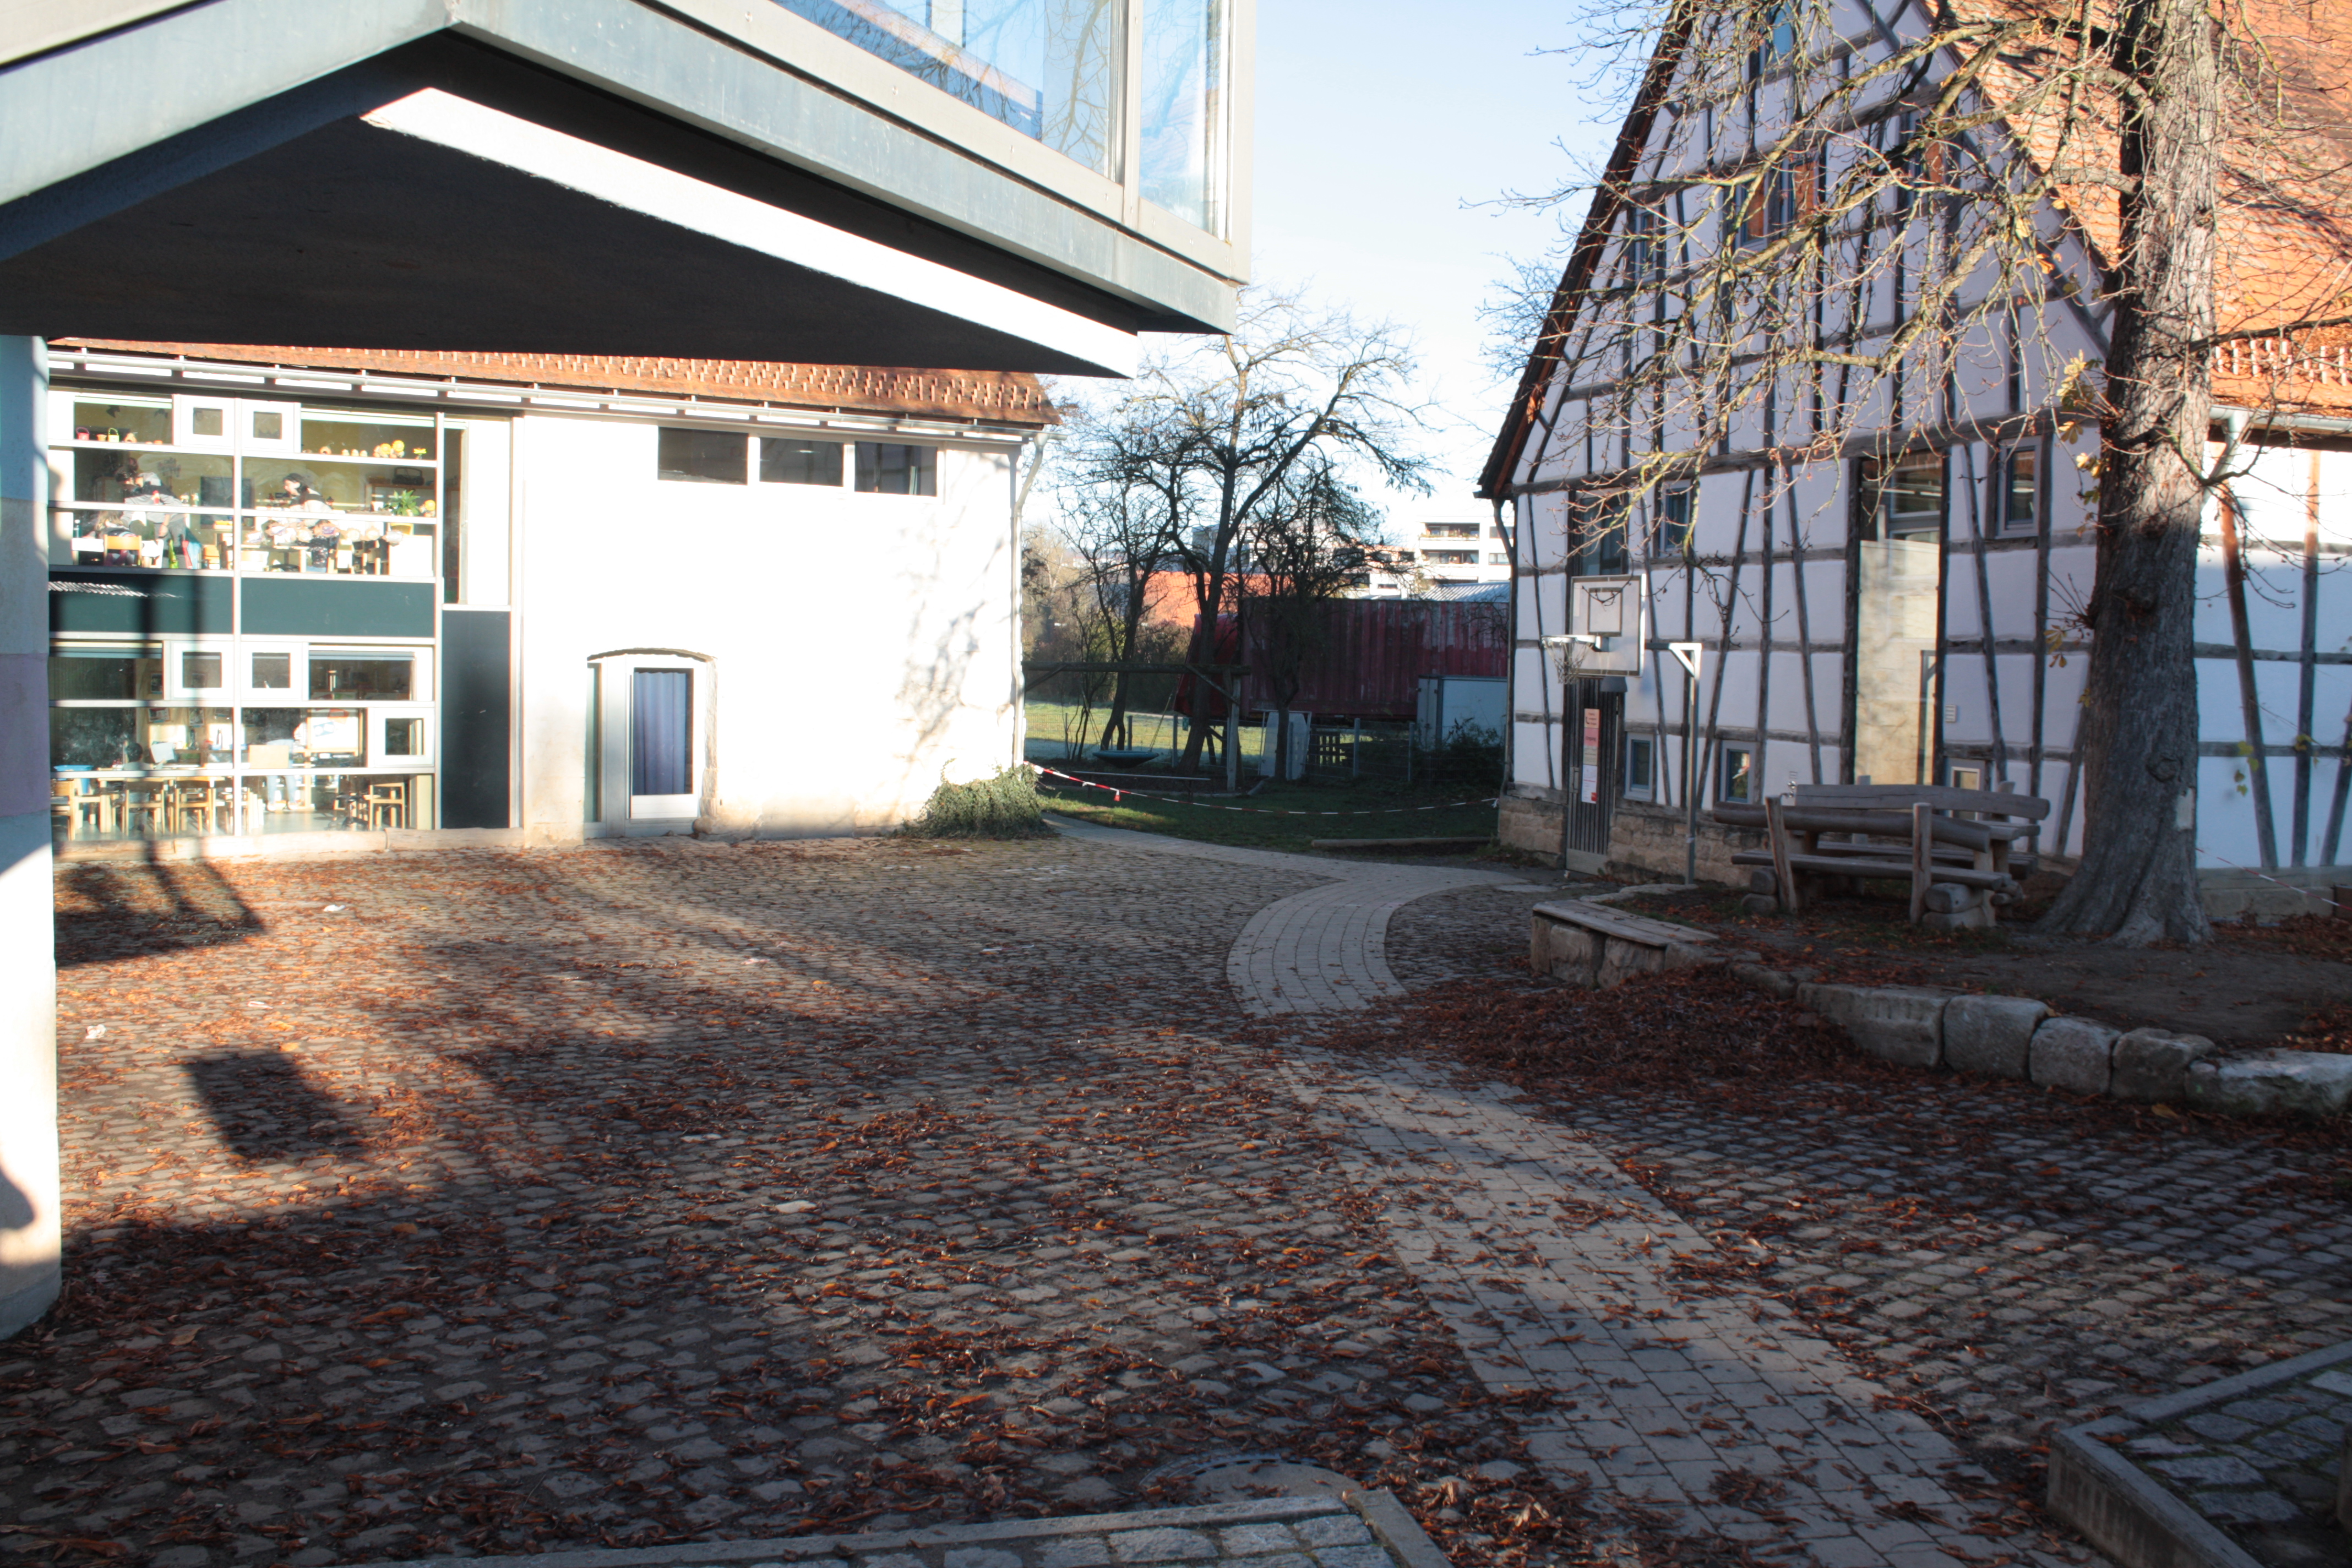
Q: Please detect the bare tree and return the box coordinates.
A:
[1490,0,2352,943]
[1052,402,1193,752]
[1082,290,1432,772]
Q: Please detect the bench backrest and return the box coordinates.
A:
[1790,782,2051,821]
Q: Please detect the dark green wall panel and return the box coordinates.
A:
[242,578,435,638]
[49,571,232,635]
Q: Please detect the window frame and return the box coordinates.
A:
[1855,450,1948,541]
[1720,744,1755,803]
[853,441,940,497]
[1624,734,1656,799]
[1995,440,2044,537]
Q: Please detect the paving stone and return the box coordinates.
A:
[1108,1527,1219,1561]
[2029,1016,2119,1096]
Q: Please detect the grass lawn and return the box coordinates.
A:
[1036,774,1512,856]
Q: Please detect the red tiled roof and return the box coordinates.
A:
[50,341,1060,427]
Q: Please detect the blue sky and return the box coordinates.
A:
[1246,1,1625,507]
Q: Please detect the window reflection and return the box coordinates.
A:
[774,0,1121,177]
[1139,0,1223,230]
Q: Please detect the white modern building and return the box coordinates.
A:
[1,0,1253,1337]
[1352,498,1515,596]
[43,341,1050,851]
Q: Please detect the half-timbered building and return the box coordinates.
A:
[1480,0,2352,917]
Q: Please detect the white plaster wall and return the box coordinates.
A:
[513,415,1020,839]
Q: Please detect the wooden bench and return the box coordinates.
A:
[1713,782,2051,928]
[1531,899,1723,989]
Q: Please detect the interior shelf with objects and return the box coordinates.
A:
[47,393,446,579]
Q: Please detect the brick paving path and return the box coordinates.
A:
[1042,818,1531,1017]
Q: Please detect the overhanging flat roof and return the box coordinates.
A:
[0,0,1250,372]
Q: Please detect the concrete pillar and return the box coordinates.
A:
[0,335,58,1338]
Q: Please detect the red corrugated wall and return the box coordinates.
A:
[1184,600,1505,722]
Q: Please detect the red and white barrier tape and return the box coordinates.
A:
[1029,765,1498,818]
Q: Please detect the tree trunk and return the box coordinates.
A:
[1177,562,1229,773]
[2036,0,2218,945]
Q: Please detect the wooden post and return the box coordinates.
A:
[1765,796,1801,914]
[1910,801,1933,924]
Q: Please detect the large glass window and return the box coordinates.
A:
[1858,451,1945,539]
[1997,444,2040,536]
[761,437,845,486]
[50,395,442,578]
[856,442,938,495]
[1139,0,1224,230]
[50,638,438,842]
[657,427,749,484]
[50,648,151,701]
[309,652,413,701]
[774,0,1121,178]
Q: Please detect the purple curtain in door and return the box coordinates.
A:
[631,669,692,796]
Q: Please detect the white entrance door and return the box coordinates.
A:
[588,654,708,832]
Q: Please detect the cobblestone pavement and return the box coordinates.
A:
[12,832,2351,1568]
[1310,887,2352,1564]
[7,838,1585,1568]
[1285,1058,2046,1568]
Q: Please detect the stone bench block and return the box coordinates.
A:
[1796,983,1949,1068]
[1594,936,1716,990]
[1942,995,2048,1079]
[2184,1050,2352,1117]
[1531,918,1600,987]
[2109,1027,2217,1103]
[2030,1016,2120,1096]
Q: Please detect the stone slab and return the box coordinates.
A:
[1528,900,1715,948]
[2110,1028,2217,1104]
[1593,934,1717,990]
[2184,1050,2352,1117]
[1797,983,1949,1069]
[1942,995,2048,1079]
[2030,1016,2119,1097]
[1531,917,1600,987]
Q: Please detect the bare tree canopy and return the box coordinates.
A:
[1060,288,1434,771]
[1482,0,2352,943]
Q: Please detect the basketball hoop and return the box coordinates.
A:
[1542,634,1599,685]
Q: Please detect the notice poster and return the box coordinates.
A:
[300,709,362,760]
[1579,708,1603,804]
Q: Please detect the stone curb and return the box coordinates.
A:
[2045,1341,2352,1568]
[349,1494,1439,1568]
[1719,972,2352,1119]
[1346,1492,1453,1568]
